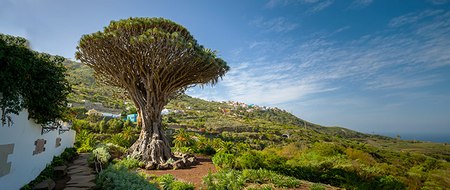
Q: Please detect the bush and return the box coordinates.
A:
[202,169,300,190]
[75,130,96,153]
[104,143,127,159]
[107,118,124,133]
[156,174,195,190]
[108,133,131,148]
[96,165,158,190]
[236,151,265,169]
[310,183,325,190]
[212,151,236,169]
[202,170,245,190]
[115,156,144,169]
[89,146,111,172]
[60,147,77,161]
[242,169,301,188]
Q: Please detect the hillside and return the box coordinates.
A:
[65,60,450,189]
[64,60,449,159]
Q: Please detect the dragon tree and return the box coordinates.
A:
[75,17,229,167]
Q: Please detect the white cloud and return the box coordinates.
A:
[250,17,299,33]
[265,0,334,14]
[220,10,450,106]
[389,9,444,27]
[306,0,334,14]
[221,62,336,105]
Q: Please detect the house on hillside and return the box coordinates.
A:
[86,109,102,116]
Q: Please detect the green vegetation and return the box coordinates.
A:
[202,169,301,189]
[96,164,158,190]
[21,148,77,190]
[0,33,71,126]
[156,174,195,190]
[65,59,450,189]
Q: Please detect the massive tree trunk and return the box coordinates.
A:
[128,91,173,166]
[129,108,172,165]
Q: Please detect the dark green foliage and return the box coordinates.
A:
[0,33,71,126]
[236,151,265,169]
[96,165,158,190]
[107,118,123,133]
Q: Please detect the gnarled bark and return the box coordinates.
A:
[128,102,172,165]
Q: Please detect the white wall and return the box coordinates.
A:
[0,109,76,190]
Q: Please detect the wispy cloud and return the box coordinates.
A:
[306,0,334,14]
[347,0,373,9]
[389,9,444,27]
[221,62,337,105]
[211,10,450,106]
[265,0,334,14]
[250,17,299,33]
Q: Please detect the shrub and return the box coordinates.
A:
[89,146,111,172]
[170,181,195,190]
[202,169,300,190]
[108,133,131,148]
[115,156,144,169]
[75,130,96,153]
[212,151,236,169]
[60,147,77,161]
[236,151,265,169]
[107,118,123,133]
[96,165,158,190]
[173,129,195,148]
[345,148,376,165]
[104,143,127,159]
[310,183,325,190]
[202,170,245,190]
[156,174,194,190]
[242,169,301,188]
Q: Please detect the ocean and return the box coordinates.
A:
[379,133,450,143]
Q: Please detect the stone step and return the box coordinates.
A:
[67,175,96,184]
[67,166,93,174]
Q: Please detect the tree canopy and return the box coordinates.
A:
[76,17,228,107]
[0,33,71,126]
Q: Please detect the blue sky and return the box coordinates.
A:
[1,0,450,138]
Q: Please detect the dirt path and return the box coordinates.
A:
[142,157,216,188]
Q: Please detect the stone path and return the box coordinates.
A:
[64,153,96,190]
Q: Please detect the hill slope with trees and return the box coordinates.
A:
[65,60,450,189]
